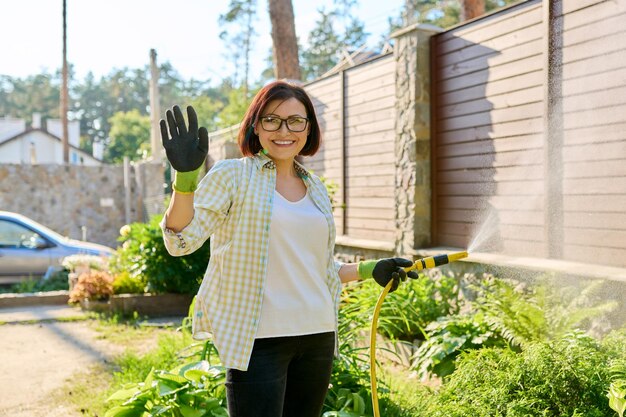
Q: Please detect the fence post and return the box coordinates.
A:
[123,156,132,224]
[391,23,442,256]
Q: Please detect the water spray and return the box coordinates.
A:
[369,250,469,417]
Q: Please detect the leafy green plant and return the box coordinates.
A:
[105,360,228,417]
[429,332,616,417]
[341,274,460,342]
[111,214,210,294]
[411,313,506,379]
[7,269,69,293]
[112,271,145,294]
[608,360,626,417]
[474,277,618,348]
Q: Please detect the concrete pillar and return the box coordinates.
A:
[391,23,442,256]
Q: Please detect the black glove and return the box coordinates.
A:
[374,258,419,292]
[160,105,208,172]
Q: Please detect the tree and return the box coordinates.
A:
[461,0,485,21]
[268,0,301,80]
[104,110,151,163]
[301,1,369,81]
[385,0,517,35]
[219,0,258,97]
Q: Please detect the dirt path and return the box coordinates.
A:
[0,320,122,416]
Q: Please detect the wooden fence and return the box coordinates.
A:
[431,0,626,267]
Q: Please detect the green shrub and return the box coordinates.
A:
[8,269,70,293]
[112,271,145,294]
[412,312,506,379]
[110,214,210,294]
[342,274,460,342]
[474,277,617,348]
[430,332,616,417]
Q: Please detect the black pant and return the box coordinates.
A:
[225,331,335,417]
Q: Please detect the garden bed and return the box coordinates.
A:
[79,293,194,317]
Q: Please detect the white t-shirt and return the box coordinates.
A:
[255,189,336,338]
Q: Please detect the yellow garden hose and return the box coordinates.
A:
[369,251,468,417]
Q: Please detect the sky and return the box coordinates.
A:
[2,0,405,84]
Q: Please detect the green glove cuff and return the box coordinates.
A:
[173,166,203,194]
[357,259,378,280]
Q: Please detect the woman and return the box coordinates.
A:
[160,80,417,417]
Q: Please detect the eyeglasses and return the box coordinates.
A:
[259,115,309,132]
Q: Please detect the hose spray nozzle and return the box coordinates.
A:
[404,250,468,272]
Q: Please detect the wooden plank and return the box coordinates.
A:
[439,28,542,69]
[344,58,395,87]
[562,1,626,31]
[436,3,542,54]
[564,122,626,146]
[344,95,395,119]
[438,118,543,144]
[564,212,626,230]
[346,228,395,242]
[437,165,544,183]
[439,54,543,91]
[347,175,395,188]
[344,118,394,136]
[502,240,547,257]
[345,84,395,106]
[348,185,395,198]
[563,160,626,179]
[438,102,543,132]
[435,232,469,247]
[437,180,544,197]
[562,0,626,15]
[563,177,626,195]
[345,217,395,230]
[347,197,395,209]
[563,244,626,268]
[563,141,626,163]
[563,66,626,97]
[348,207,394,219]
[345,129,395,146]
[345,106,394,128]
[564,195,626,212]
[563,105,626,131]
[346,152,395,167]
[564,227,626,249]
[563,85,626,113]
[437,149,544,170]
[562,11,626,47]
[562,31,626,65]
[438,70,543,106]
[440,36,543,80]
[562,48,626,81]
[346,141,394,158]
[440,208,544,226]
[439,86,543,118]
[305,75,340,96]
[438,195,544,211]
[437,135,543,158]
[346,164,395,177]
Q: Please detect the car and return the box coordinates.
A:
[0,211,115,284]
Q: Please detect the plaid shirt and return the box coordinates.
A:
[161,151,343,371]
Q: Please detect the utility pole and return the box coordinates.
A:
[61,0,69,163]
[149,49,162,161]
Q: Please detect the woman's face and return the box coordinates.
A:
[255,97,309,163]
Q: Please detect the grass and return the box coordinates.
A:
[51,312,187,416]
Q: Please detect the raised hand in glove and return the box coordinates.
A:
[160,105,209,193]
[357,258,419,292]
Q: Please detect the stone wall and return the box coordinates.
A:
[0,161,164,248]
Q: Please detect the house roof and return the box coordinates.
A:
[0,128,102,162]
